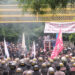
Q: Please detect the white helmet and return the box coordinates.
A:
[48,67,54,72]
[61,57,67,62]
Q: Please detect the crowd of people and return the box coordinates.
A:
[0,41,24,59]
[0,48,75,75]
[0,35,75,75]
[0,35,56,59]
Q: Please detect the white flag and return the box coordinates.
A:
[4,38,10,58]
[33,41,36,58]
[22,33,26,53]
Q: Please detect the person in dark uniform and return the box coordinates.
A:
[38,57,43,69]
[47,67,54,75]
[63,62,71,75]
[23,64,33,75]
[19,59,26,71]
[31,61,37,70]
[0,49,3,57]
[46,62,51,69]
[9,61,16,75]
[1,60,9,75]
[0,60,3,75]
[41,63,48,75]
[26,71,33,75]
[72,50,75,56]
[16,67,23,75]
[33,65,41,75]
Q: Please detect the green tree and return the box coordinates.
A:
[17,0,75,14]
[0,23,44,43]
[69,33,75,42]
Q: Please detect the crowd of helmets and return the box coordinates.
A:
[0,54,75,75]
[0,39,75,75]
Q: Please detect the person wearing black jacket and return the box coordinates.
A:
[63,62,71,75]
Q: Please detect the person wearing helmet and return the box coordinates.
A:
[47,67,54,75]
[0,60,3,75]
[23,64,33,75]
[19,59,26,71]
[9,61,16,75]
[46,62,51,69]
[1,60,9,75]
[63,62,71,75]
[33,65,41,75]
[41,63,48,75]
[16,67,23,75]
[23,70,33,75]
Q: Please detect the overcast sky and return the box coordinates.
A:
[0,0,18,4]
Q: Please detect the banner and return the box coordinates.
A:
[44,22,75,33]
[51,29,63,59]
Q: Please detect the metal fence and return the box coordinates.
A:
[0,4,75,23]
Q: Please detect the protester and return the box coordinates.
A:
[0,35,74,75]
[55,66,65,75]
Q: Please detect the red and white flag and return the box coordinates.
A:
[51,29,63,59]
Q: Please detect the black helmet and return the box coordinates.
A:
[10,63,16,70]
[20,62,25,67]
[9,61,16,70]
[19,59,25,67]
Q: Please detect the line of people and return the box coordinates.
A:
[0,53,75,75]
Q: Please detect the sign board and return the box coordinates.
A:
[44,22,75,33]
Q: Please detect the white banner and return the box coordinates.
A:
[44,22,75,33]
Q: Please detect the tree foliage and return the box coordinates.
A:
[69,33,75,42]
[0,23,44,43]
[0,23,75,43]
[17,0,75,14]
[63,34,70,41]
